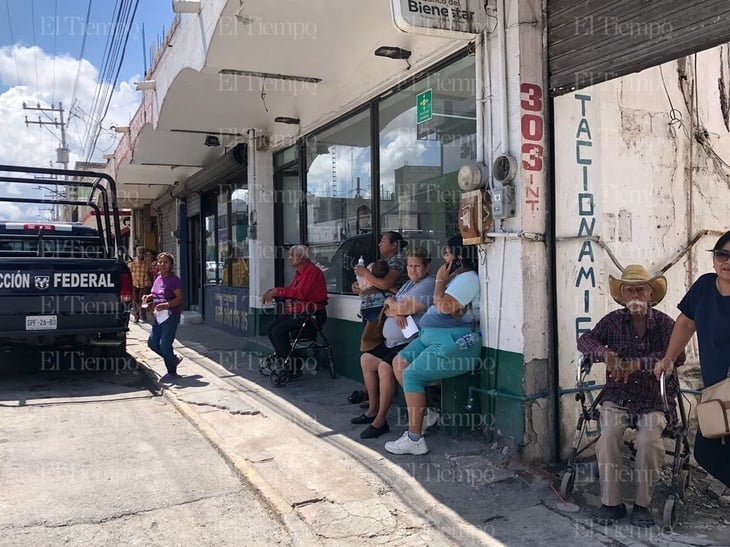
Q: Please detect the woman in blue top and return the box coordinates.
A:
[143,252,185,383]
[659,230,730,487]
[384,235,480,456]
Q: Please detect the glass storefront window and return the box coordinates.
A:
[202,184,249,287]
[305,109,372,293]
[204,210,217,285]
[279,53,476,294]
[224,186,249,287]
[378,55,476,268]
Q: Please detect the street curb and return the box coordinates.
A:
[128,325,497,546]
[136,361,318,546]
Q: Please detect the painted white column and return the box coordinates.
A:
[247,140,275,310]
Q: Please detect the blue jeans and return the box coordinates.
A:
[148,313,181,375]
[399,326,481,393]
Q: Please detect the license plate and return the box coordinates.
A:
[25,315,58,330]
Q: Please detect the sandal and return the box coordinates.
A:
[360,422,390,439]
[593,503,627,525]
[347,390,367,404]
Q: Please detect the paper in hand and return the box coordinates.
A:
[400,315,419,338]
[154,309,170,324]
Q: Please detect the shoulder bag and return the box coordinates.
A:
[697,371,730,441]
[360,307,386,353]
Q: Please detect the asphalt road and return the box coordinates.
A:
[0,352,291,547]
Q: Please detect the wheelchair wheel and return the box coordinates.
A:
[258,354,275,376]
[678,467,691,499]
[270,367,290,387]
[662,494,679,530]
[560,471,575,499]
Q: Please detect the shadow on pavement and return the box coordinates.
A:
[165,321,729,545]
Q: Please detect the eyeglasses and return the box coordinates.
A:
[710,249,730,262]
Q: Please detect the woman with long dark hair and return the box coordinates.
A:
[384,235,481,455]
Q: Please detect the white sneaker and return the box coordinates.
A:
[422,407,440,434]
[384,431,429,455]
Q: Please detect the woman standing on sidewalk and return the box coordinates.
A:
[144,252,185,382]
[658,230,730,488]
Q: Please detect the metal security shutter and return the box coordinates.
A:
[172,143,246,198]
[187,192,200,217]
[549,0,730,96]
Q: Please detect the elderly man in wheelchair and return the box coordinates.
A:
[261,245,329,383]
[576,265,686,527]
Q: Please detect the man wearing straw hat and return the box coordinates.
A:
[577,264,686,527]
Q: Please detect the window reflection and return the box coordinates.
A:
[305,109,372,293]
[379,56,477,269]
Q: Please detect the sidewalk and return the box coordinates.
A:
[126,321,729,546]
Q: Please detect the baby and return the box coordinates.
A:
[359,259,390,321]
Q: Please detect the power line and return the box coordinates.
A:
[82,0,140,162]
[69,0,94,120]
[3,0,21,86]
[52,0,58,104]
[30,0,40,96]
[23,102,70,172]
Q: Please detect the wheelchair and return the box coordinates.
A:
[258,306,336,388]
[560,355,691,530]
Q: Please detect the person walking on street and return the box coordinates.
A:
[128,245,151,323]
[146,249,159,284]
[658,231,730,489]
[144,252,185,382]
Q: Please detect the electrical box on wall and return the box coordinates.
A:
[491,186,516,219]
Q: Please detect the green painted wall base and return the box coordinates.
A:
[249,310,527,442]
[480,347,526,445]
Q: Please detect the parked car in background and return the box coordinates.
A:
[206,261,224,284]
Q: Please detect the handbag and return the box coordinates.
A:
[697,374,730,441]
[360,308,386,352]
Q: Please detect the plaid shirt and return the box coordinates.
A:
[577,307,686,415]
[128,257,151,288]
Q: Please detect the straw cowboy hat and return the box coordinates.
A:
[608,264,667,306]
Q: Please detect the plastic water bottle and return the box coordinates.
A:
[356,256,366,289]
[456,331,481,350]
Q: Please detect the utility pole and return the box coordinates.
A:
[24,102,70,220]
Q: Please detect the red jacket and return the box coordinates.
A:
[276,261,327,313]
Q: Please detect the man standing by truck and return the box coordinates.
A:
[128,246,151,323]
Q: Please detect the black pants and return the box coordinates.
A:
[694,431,730,487]
[266,309,327,359]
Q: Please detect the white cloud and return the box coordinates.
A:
[0,201,26,220]
[0,45,143,218]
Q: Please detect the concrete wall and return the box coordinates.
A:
[470,0,552,461]
[553,46,730,457]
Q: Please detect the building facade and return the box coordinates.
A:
[109,0,730,461]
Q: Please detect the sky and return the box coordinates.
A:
[0,0,174,219]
